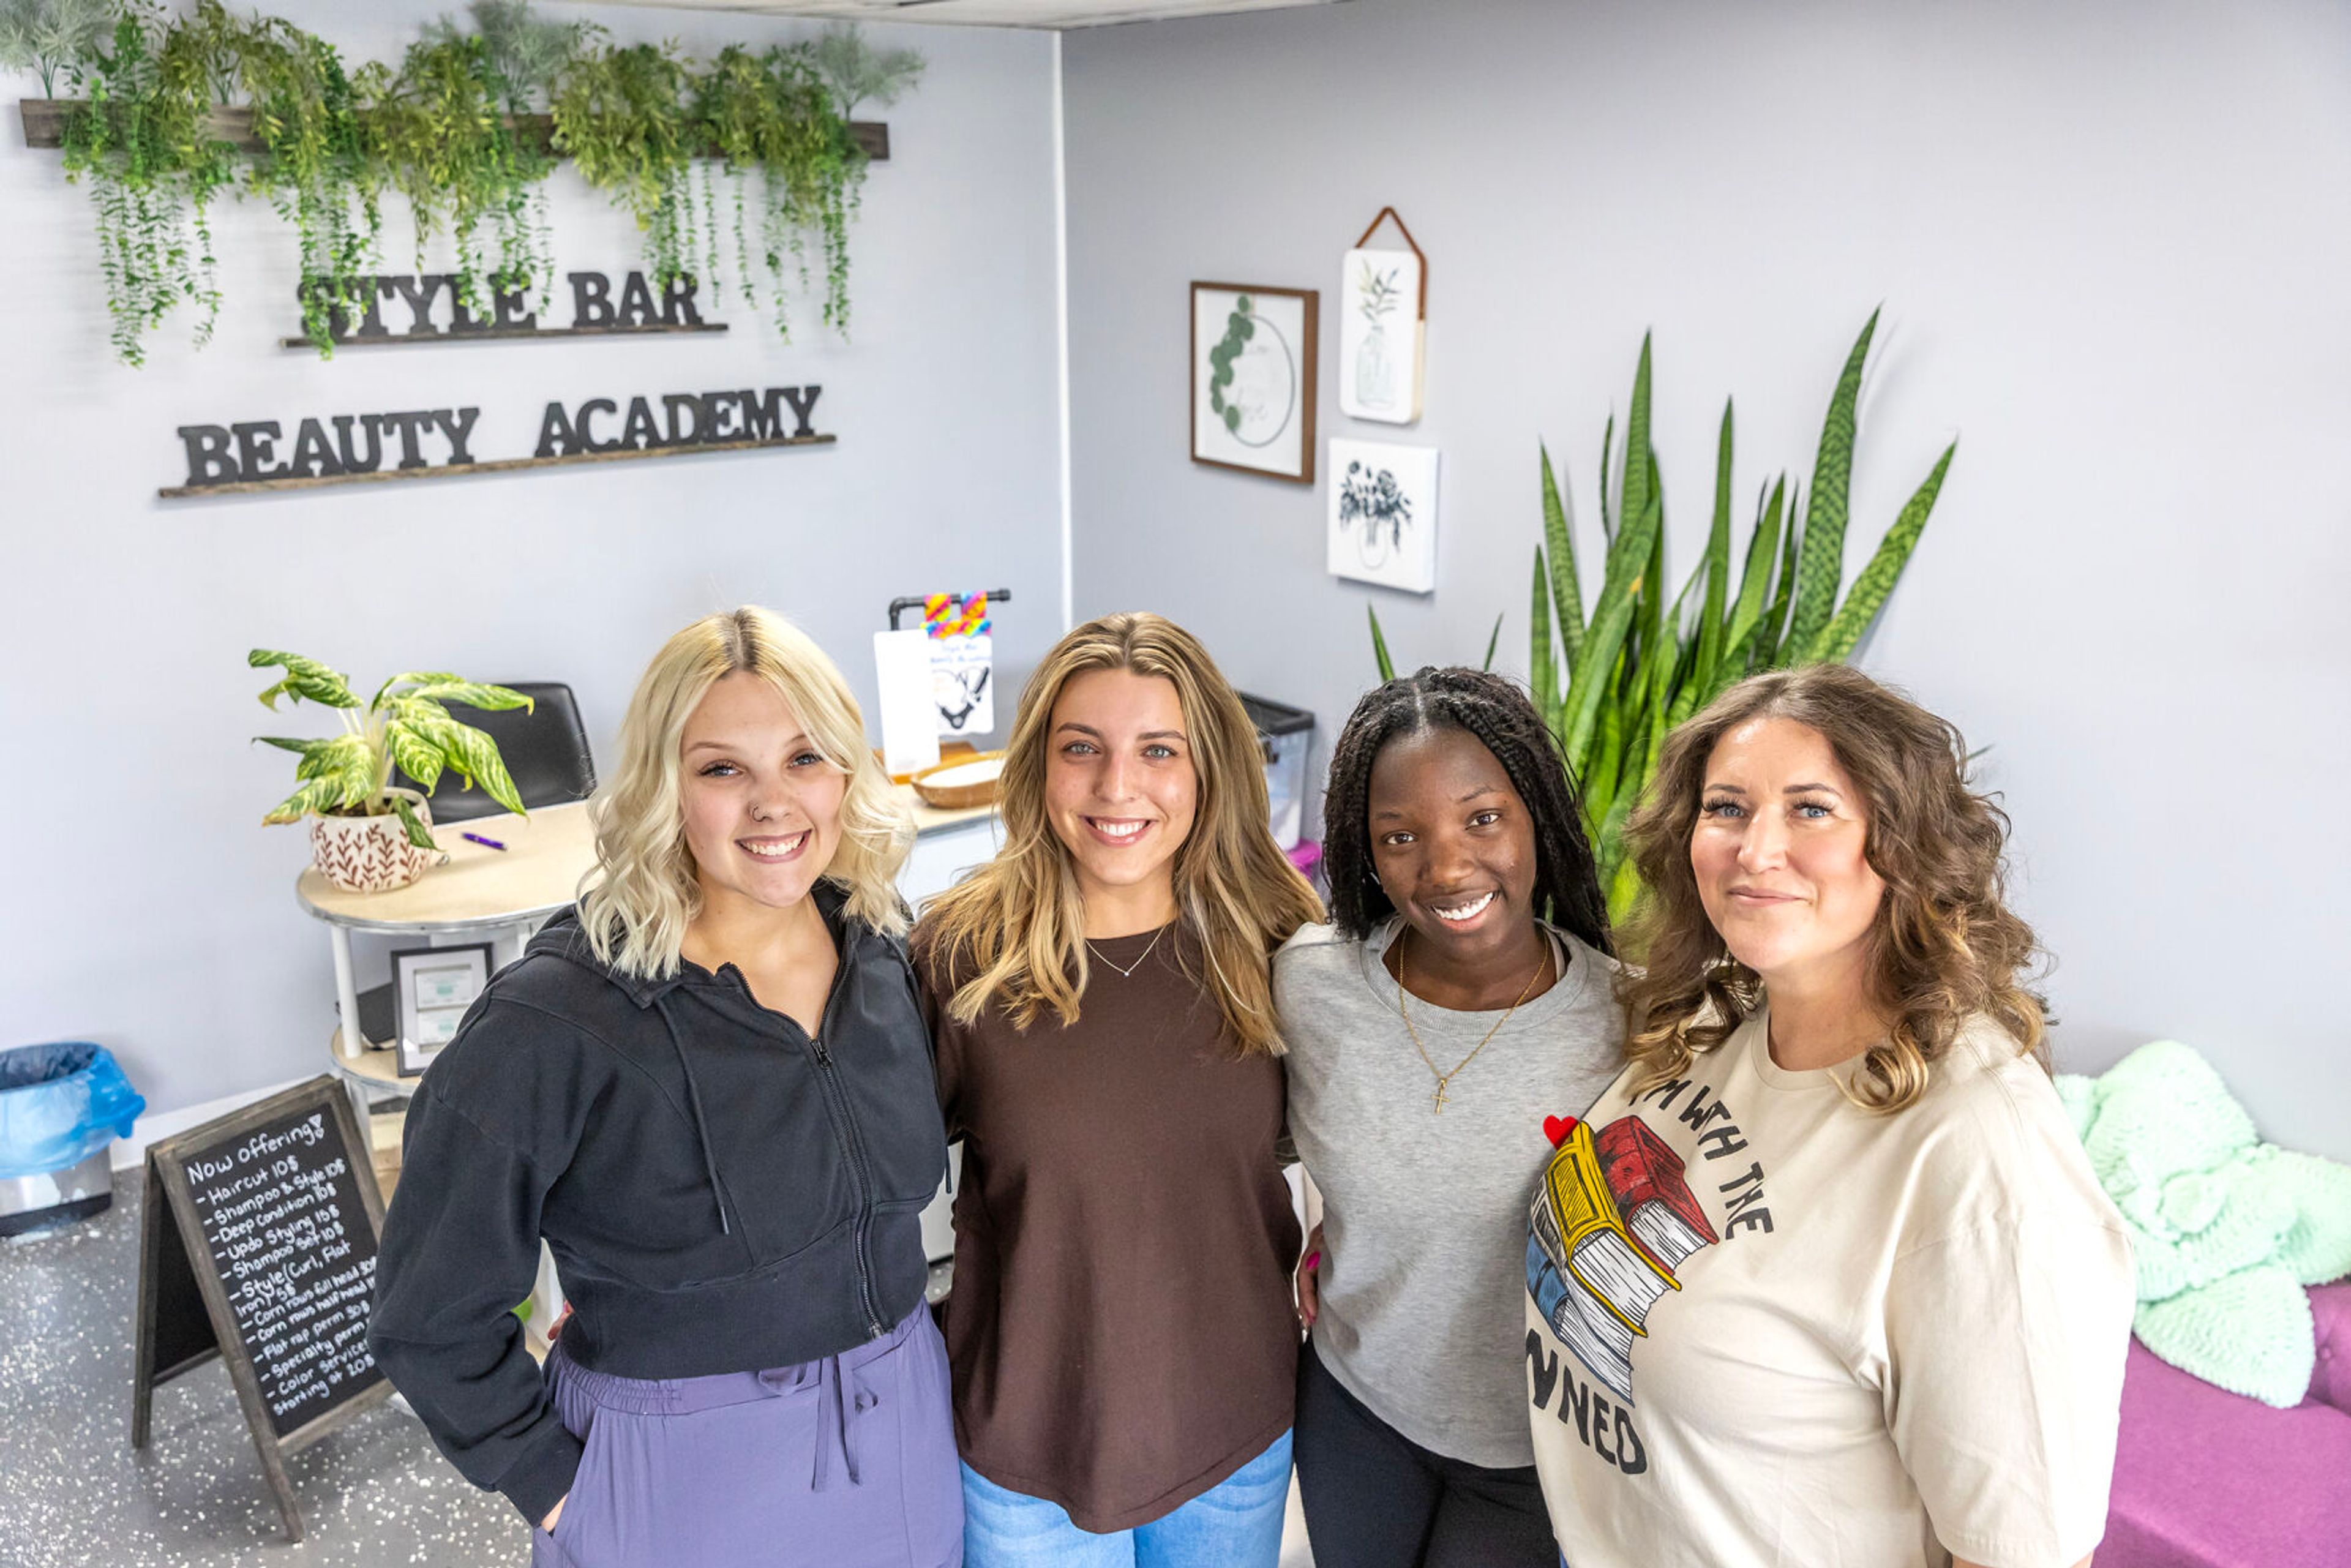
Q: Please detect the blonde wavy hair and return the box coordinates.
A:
[915,612,1322,1057]
[577,606,913,977]
[1618,663,2046,1112]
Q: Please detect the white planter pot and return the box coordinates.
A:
[309,789,436,893]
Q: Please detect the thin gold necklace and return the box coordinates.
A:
[1086,923,1167,979]
[1395,929,1550,1113]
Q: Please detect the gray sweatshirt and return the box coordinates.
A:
[1275,918,1625,1468]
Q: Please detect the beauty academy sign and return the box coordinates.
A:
[159,269,834,500]
[163,384,829,498]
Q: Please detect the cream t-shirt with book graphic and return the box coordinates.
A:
[1523,1007,2134,1568]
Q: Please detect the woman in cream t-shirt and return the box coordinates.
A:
[1524,665,2132,1568]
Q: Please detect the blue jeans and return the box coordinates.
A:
[961,1430,1292,1567]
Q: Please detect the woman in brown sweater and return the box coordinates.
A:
[912,612,1321,1567]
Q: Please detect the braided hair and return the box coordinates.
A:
[1322,667,1612,955]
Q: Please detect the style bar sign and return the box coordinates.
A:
[165,386,829,499]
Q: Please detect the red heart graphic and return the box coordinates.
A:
[1543,1115,1578,1148]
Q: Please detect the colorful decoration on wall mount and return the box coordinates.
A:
[10,2,916,364]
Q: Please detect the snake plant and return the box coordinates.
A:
[1547,311,1954,917]
[1370,311,1955,921]
[249,651,532,847]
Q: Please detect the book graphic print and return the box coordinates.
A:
[1526,1116,1719,1404]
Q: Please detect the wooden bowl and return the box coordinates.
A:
[912,752,1005,810]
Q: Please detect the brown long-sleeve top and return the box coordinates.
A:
[914,921,1302,1532]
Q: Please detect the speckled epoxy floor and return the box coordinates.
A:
[2,1188,1318,1568]
[1,1186,527,1567]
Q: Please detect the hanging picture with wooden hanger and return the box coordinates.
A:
[1340,208,1427,424]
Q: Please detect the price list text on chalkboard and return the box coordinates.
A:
[184,1104,381,1432]
[132,1077,392,1542]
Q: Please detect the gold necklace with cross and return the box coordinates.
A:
[1394,929,1551,1112]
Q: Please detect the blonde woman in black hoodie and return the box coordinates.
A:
[371,607,961,1568]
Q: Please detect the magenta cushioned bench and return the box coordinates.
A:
[2098,1280,2351,1567]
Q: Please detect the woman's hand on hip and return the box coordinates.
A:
[541,1495,566,1534]
[1297,1223,1324,1330]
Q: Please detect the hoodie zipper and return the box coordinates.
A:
[735,940,887,1339]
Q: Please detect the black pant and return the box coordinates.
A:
[1294,1337,1558,1568]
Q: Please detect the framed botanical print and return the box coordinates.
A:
[1191,282,1318,484]
[1328,438,1440,593]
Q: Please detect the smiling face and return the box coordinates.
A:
[1690,715,1885,995]
[678,670,846,918]
[1043,666,1198,919]
[1367,725,1542,973]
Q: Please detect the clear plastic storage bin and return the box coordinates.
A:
[1239,693,1314,851]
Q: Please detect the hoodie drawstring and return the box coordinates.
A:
[653,994,730,1235]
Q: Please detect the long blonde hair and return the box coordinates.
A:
[578,606,913,977]
[1618,664,2045,1112]
[917,612,1321,1057]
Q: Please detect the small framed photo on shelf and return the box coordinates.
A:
[389,943,493,1077]
[1191,282,1318,484]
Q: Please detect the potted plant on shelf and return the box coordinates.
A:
[250,650,532,893]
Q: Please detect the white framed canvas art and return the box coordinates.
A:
[1328,439,1439,593]
[1338,247,1424,424]
[1191,282,1318,483]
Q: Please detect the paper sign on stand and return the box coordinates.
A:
[873,629,942,778]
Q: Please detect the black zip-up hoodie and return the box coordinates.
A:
[368,891,948,1525]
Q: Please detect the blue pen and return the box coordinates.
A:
[461,831,507,851]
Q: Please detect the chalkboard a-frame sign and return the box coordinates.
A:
[132,1076,392,1542]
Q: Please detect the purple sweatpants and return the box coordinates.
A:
[531,1304,963,1567]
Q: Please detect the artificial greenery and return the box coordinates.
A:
[26,1,897,362]
[56,1,237,362]
[809,21,922,119]
[550,32,865,339]
[1371,311,1954,921]
[249,650,531,847]
[372,22,554,324]
[0,0,108,97]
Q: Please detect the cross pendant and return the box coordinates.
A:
[1433,1080,1450,1114]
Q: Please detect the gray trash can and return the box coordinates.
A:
[0,1043,144,1237]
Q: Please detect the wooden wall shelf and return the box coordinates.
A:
[159,432,835,500]
[18,100,889,162]
[276,321,729,350]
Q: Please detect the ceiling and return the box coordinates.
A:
[591,0,1341,29]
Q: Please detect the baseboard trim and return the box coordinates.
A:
[111,1076,310,1171]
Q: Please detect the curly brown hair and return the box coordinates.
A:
[1618,663,2045,1112]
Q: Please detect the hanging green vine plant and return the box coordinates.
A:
[34,1,906,363]
[212,4,383,354]
[368,29,550,332]
[550,40,696,290]
[57,1,234,364]
[689,42,860,339]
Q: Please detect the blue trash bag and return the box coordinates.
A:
[0,1043,145,1181]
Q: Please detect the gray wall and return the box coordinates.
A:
[0,3,1060,1120]
[1063,0,2351,1158]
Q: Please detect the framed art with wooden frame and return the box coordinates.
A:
[1191,283,1318,483]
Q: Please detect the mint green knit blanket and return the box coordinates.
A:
[2057,1040,2351,1408]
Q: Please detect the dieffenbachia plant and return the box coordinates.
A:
[250,651,533,847]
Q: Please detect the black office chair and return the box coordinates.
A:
[393,681,597,823]
[359,683,598,1048]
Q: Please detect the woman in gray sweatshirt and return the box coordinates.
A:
[1275,667,1624,1568]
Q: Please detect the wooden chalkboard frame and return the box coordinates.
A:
[132,1075,392,1543]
